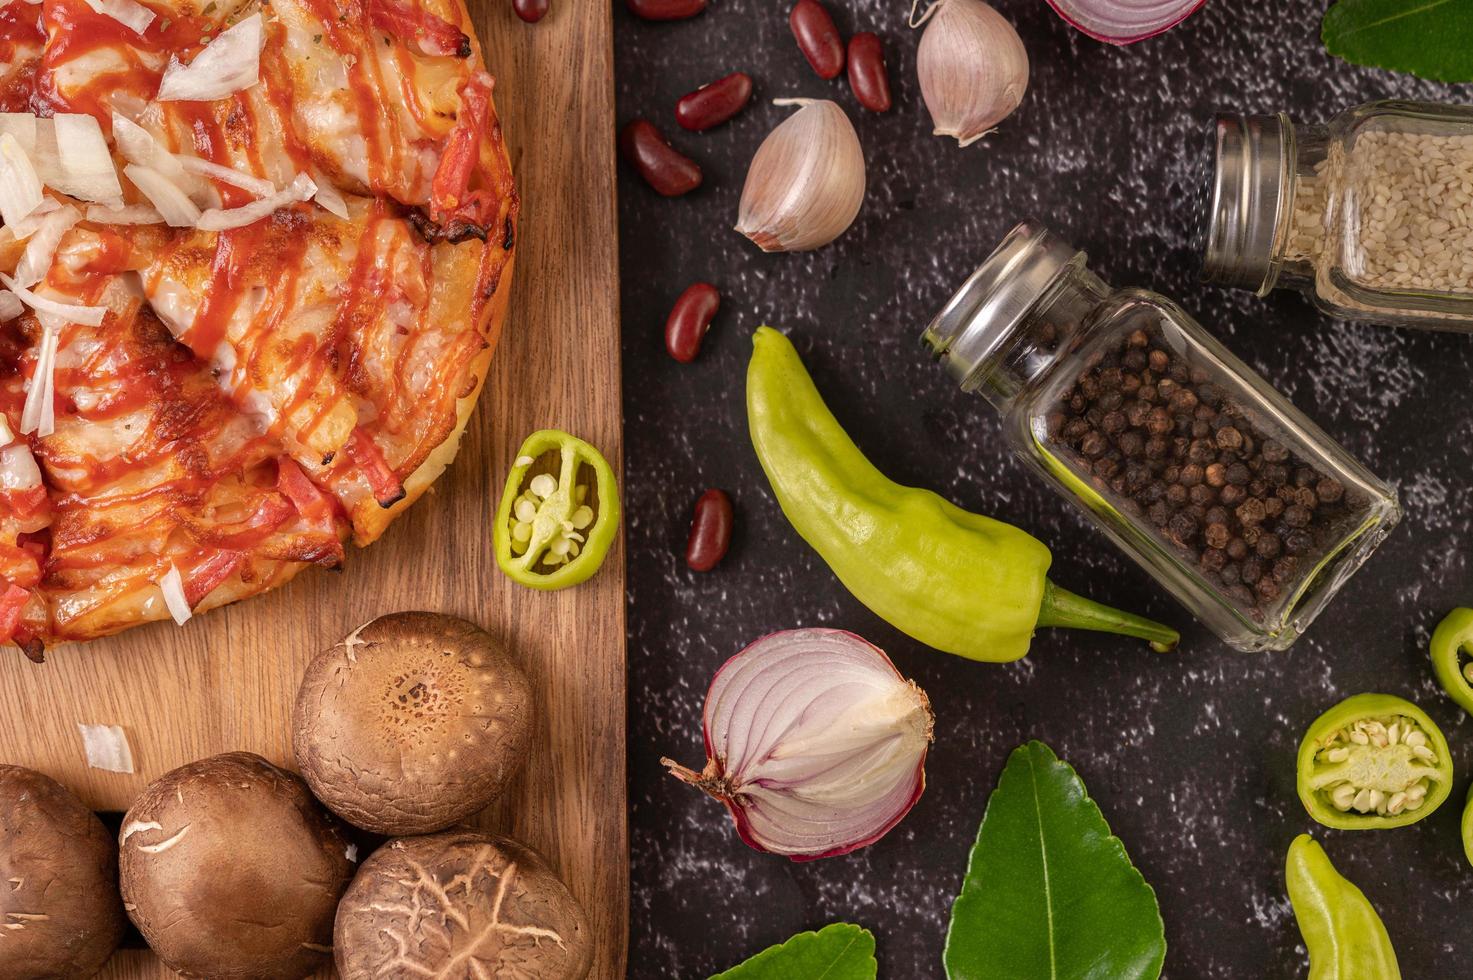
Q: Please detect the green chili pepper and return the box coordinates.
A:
[1463,785,1473,870]
[1430,607,1473,715]
[493,429,620,591]
[1285,834,1401,980]
[746,327,1178,663]
[1296,692,1453,830]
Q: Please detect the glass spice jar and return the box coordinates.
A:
[921,220,1401,652]
[1201,101,1473,330]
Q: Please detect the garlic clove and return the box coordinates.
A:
[735,98,865,252]
[915,0,1030,147]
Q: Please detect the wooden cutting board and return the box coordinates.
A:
[0,4,627,977]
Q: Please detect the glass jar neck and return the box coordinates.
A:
[1200,113,1327,295]
[922,221,1110,411]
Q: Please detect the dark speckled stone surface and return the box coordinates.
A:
[615,1,1473,976]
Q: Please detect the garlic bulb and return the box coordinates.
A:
[662,628,932,860]
[914,0,1029,147]
[735,99,865,252]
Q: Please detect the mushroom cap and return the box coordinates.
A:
[118,752,355,980]
[335,829,592,980]
[292,612,534,835]
[0,765,126,980]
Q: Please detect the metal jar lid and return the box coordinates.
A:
[1200,112,1292,293]
[921,219,1080,390]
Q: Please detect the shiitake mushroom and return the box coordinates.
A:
[118,752,355,980]
[0,765,125,979]
[334,829,592,979]
[292,612,533,835]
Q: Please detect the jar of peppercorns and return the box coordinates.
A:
[921,219,1401,652]
[1201,101,1473,330]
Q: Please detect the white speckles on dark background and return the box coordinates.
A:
[615,1,1473,975]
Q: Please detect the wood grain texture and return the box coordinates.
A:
[0,2,627,977]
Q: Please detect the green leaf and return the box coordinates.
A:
[944,741,1165,980]
[710,922,877,980]
[1323,0,1473,83]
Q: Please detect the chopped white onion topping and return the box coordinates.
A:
[175,154,276,198]
[156,14,264,103]
[84,0,155,34]
[18,323,57,437]
[158,563,192,624]
[9,196,61,240]
[0,273,108,326]
[0,133,43,229]
[0,291,20,322]
[124,163,203,227]
[0,113,36,155]
[14,204,80,288]
[196,172,315,231]
[0,442,41,489]
[78,723,136,774]
[85,203,164,224]
[0,414,12,444]
[311,174,349,220]
[112,114,188,181]
[45,114,124,205]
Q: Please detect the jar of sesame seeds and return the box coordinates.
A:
[1201,101,1473,330]
[923,220,1401,652]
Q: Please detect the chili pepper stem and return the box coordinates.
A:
[1034,580,1179,652]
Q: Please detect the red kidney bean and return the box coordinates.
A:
[675,72,754,132]
[625,0,706,20]
[686,489,733,572]
[619,120,702,197]
[789,0,844,80]
[664,282,720,363]
[846,32,891,112]
[513,0,548,21]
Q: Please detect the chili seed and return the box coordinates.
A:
[789,0,844,79]
[513,0,549,21]
[626,0,706,20]
[686,489,734,572]
[845,32,891,112]
[675,72,754,132]
[664,283,720,363]
[620,120,702,196]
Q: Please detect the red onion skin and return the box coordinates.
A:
[1043,0,1206,44]
[695,628,929,861]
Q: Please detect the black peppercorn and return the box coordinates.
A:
[1147,500,1172,527]
[1215,426,1243,450]
[1148,349,1169,373]
[1081,432,1107,457]
[1167,511,1198,547]
[1241,558,1263,584]
[1282,504,1312,528]
[1236,498,1266,525]
[1255,533,1282,559]
[1315,478,1344,504]
[1166,484,1189,507]
[1262,439,1289,463]
[1202,548,1227,572]
[1225,463,1251,486]
[1205,523,1230,549]
[1188,485,1216,507]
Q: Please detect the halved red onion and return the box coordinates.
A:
[1044,0,1205,44]
[663,628,932,861]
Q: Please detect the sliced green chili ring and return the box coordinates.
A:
[1296,692,1453,831]
[493,429,621,591]
[1463,785,1473,870]
[1430,607,1473,716]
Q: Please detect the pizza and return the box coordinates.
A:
[0,0,517,659]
